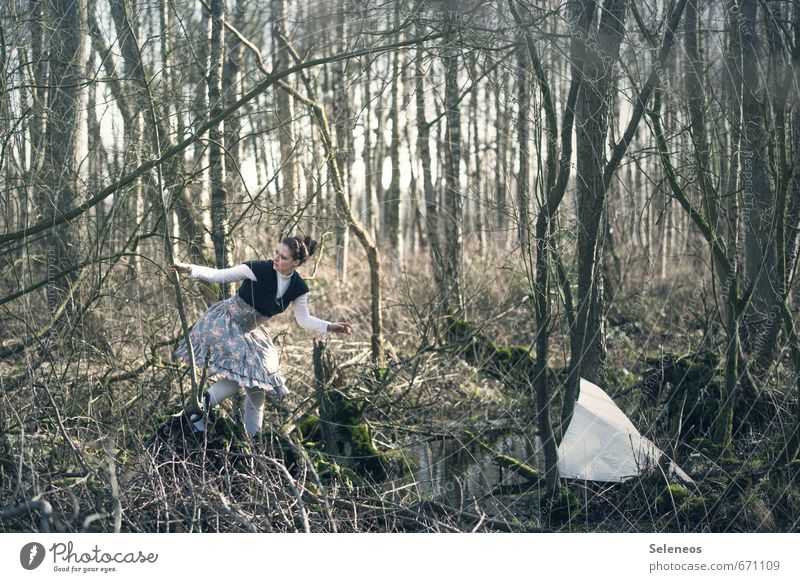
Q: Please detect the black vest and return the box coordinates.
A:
[237,259,309,317]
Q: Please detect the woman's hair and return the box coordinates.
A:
[282,236,317,265]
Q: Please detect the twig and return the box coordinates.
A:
[0,496,54,532]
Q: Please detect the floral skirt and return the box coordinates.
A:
[174,295,289,398]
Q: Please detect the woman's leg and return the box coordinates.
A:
[191,378,240,432]
[241,386,266,436]
[207,378,240,406]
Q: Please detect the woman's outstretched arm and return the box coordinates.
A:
[170,262,257,284]
[291,294,352,334]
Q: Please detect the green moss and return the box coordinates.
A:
[657,483,691,512]
[691,437,723,458]
[679,497,708,521]
[374,367,389,383]
[667,483,691,503]
[495,453,541,483]
[644,350,724,441]
[445,316,536,385]
[308,451,366,489]
[543,486,581,524]
[297,414,320,442]
[349,424,371,451]
[605,366,637,392]
[317,390,387,480]
[463,429,540,483]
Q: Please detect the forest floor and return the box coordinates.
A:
[1,251,798,532]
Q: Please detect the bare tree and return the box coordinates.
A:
[386,8,403,267]
[563,0,628,415]
[331,0,353,281]
[272,0,299,215]
[41,0,87,319]
[442,2,465,317]
[207,0,232,297]
[414,16,446,304]
[739,0,780,366]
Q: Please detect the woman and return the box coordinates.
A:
[170,236,352,436]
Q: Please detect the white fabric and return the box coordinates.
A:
[289,293,330,334]
[207,378,240,406]
[193,378,266,436]
[241,386,266,436]
[191,378,239,433]
[557,378,693,483]
[190,263,257,284]
[188,263,330,334]
[275,270,292,297]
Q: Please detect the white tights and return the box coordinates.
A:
[192,378,266,436]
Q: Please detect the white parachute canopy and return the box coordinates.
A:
[557,378,692,483]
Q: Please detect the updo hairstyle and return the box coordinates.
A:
[282,236,317,265]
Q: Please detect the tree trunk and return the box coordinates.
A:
[739,0,780,366]
[272,0,299,214]
[108,0,145,274]
[415,20,446,306]
[508,0,578,494]
[85,51,102,246]
[41,0,86,322]
[386,31,402,268]
[442,5,464,317]
[403,67,422,256]
[494,66,510,235]
[332,0,352,281]
[363,68,377,237]
[563,0,628,423]
[224,0,244,199]
[374,93,387,233]
[787,7,800,295]
[208,0,232,297]
[29,0,48,263]
[471,61,486,255]
[515,41,532,274]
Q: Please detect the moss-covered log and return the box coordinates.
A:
[465,429,541,484]
[642,349,774,442]
[297,341,387,480]
[446,316,542,387]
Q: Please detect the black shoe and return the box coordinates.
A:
[189,392,213,433]
[188,410,205,433]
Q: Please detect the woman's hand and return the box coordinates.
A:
[169,262,192,276]
[328,322,353,335]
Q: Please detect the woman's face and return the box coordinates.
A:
[273,243,299,274]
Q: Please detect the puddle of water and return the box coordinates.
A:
[404,431,543,504]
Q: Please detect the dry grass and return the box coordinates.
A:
[1,241,797,532]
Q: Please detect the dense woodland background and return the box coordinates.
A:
[0,0,798,532]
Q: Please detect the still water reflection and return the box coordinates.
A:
[405,431,543,503]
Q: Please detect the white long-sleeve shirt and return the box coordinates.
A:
[188,263,331,334]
